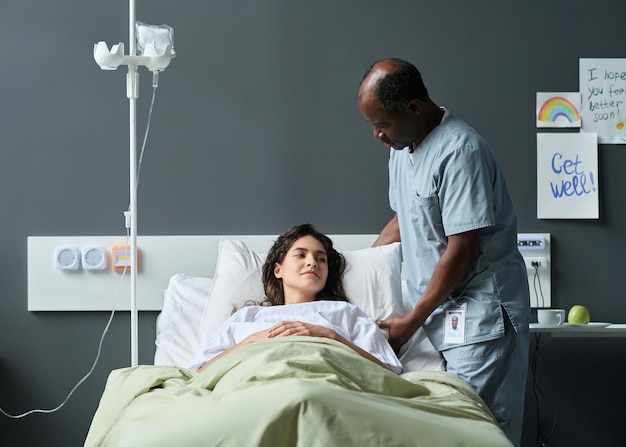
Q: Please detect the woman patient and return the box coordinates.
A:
[189,224,402,373]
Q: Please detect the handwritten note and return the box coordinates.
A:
[579,58,626,144]
[537,133,598,219]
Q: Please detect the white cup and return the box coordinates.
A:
[537,308,565,326]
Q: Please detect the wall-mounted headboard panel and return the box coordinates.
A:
[27,234,378,311]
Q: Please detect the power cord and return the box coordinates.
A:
[530,264,557,445]
[531,333,558,446]
[0,75,159,419]
[532,261,545,308]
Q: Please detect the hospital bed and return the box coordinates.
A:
[84,235,513,446]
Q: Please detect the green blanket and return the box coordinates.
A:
[84,337,512,446]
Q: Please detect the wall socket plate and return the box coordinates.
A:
[518,233,551,308]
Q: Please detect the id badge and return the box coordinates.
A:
[444,303,467,344]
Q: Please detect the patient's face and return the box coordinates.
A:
[274,235,329,303]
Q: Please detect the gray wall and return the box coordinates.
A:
[1,1,624,446]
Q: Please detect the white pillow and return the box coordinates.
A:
[197,238,404,344]
[155,274,214,366]
[341,245,403,321]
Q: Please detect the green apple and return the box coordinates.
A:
[568,305,590,324]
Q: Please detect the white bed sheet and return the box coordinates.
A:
[155,274,445,372]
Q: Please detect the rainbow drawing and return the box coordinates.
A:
[538,96,580,123]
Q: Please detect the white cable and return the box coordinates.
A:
[135,81,158,191]
[0,76,159,418]
[0,258,129,418]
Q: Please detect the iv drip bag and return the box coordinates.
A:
[135,21,176,58]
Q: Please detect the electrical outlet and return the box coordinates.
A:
[524,256,547,270]
[518,236,546,250]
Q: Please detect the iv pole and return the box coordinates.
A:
[128,0,138,368]
[93,0,173,366]
[126,0,139,366]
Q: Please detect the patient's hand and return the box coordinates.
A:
[268,321,393,372]
[198,329,271,372]
[267,321,335,339]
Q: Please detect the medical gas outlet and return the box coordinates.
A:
[82,245,108,270]
[55,245,81,270]
[54,245,109,271]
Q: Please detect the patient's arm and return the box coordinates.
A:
[197,321,394,373]
[197,329,269,372]
[268,321,393,372]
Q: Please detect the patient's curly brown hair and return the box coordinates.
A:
[258,224,349,306]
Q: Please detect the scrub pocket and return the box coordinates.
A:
[410,194,444,241]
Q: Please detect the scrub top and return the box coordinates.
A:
[388,109,530,351]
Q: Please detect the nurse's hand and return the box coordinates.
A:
[376,315,419,353]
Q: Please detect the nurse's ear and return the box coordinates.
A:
[406,99,422,116]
